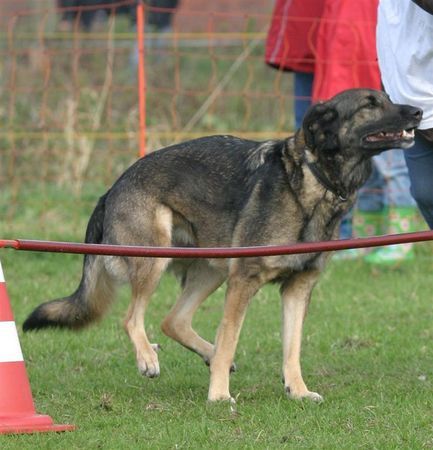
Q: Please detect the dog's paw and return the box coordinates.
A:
[285,386,324,403]
[138,361,160,378]
[303,391,324,403]
[137,348,160,378]
[207,393,235,403]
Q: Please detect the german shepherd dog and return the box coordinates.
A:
[24,89,421,402]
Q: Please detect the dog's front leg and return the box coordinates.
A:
[281,270,323,402]
[208,276,260,402]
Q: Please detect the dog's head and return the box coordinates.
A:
[302,89,422,157]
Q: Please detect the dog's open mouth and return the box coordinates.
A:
[364,128,415,144]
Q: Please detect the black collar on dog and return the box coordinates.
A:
[303,157,348,202]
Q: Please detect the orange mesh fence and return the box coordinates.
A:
[0,1,425,241]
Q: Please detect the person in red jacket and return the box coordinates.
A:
[265,0,325,129]
[265,0,380,117]
[312,0,381,101]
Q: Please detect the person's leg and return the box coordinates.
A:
[339,163,385,260]
[57,0,77,30]
[355,162,386,235]
[375,149,415,209]
[357,162,385,213]
[365,149,418,265]
[404,132,433,229]
[294,72,313,129]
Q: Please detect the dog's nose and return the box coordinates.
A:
[407,106,423,121]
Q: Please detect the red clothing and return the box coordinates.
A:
[312,0,381,101]
[265,0,325,73]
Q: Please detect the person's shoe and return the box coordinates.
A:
[354,210,385,237]
[352,210,386,257]
[333,248,362,261]
[364,244,415,266]
[363,207,418,266]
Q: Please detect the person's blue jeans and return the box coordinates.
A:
[294,72,314,129]
[403,132,433,229]
[357,149,415,212]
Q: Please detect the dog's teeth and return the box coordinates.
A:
[365,128,415,142]
[403,129,415,138]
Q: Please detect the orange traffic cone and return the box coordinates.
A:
[0,260,75,434]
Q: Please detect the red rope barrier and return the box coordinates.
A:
[1,231,433,258]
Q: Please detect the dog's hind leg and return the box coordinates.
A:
[280,270,323,402]
[161,262,225,365]
[122,206,172,378]
[124,257,170,378]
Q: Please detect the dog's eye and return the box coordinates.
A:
[365,96,380,109]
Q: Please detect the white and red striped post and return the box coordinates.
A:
[0,260,75,434]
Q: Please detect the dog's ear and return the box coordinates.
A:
[302,103,340,154]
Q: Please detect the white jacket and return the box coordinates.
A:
[377,0,433,129]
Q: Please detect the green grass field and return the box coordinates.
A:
[1,238,433,448]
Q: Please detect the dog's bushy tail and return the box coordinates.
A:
[23,193,116,332]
